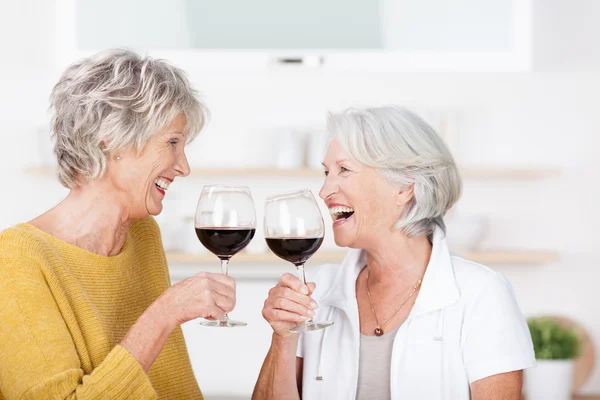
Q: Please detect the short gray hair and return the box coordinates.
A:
[327,106,462,237]
[50,48,209,188]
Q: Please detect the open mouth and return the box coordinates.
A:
[329,206,355,222]
[154,177,171,193]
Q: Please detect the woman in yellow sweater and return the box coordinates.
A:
[0,49,233,399]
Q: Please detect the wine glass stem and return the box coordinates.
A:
[221,259,229,275]
[220,259,230,323]
[296,263,314,325]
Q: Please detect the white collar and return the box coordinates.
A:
[318,226,460,316]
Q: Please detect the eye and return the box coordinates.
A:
[340,166,350,173]
[324,170,329,177]
[169,139,178,147]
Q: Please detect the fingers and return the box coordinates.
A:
[279,273,309,294]
[263,307,309,324]
[269,285,316,310]
[277,274,317,307]
[260,275,321,335]
[278,273,317,299]
[192,271,235,290]
[191,271,235,300]
[182,272,235,319]
[209,272,235,289]
[262,275,319,327]
[185,271,318,327]
[212,290,235,314]
[269,296,315,319]
[210,278,236,300]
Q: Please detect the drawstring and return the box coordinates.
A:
[434,308,445,400]
[434,308,445,341]
[316,308,335,381]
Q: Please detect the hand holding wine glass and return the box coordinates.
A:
[194,185,256,327]
[262,272,318,337]
[264,189,333,332]
[161,271,236,325]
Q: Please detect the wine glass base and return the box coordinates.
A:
[199,319,247,328]
[290,320,334,332]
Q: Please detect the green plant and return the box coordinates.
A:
[527,317,581,360]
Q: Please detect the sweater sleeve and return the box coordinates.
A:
[0,231,157,400]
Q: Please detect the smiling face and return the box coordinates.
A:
[106,113,191,218]
[319,138,413,249]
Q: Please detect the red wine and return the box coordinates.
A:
[195,227,256,260]
[266,237,324,266]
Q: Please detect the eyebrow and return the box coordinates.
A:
[322,159,351,168]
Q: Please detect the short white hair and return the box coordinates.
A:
[327,106,462,237]
[50,48,209,188]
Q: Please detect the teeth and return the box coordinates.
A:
[328,206,355,220]
[154,177,170,191]
[328,206,354,216]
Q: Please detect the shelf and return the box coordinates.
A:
[23,166,57,176]
[24,166,560,179]
[166,249,559,266]
[460,167,560,178]
[461,250,560,264]
[166,249,559,281]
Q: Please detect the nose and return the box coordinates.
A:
[175,151,191,177]
[319,173,337,203]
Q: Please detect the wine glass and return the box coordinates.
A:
[264,189,333,332]
[194,185,256,327]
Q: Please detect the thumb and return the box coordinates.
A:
[307,282,316,295]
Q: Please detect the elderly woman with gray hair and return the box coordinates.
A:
[0,49,230,399]
[254,107,536,400]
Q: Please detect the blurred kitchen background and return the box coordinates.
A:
[1,0,599,398]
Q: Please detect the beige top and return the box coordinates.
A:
[356,325,401,400]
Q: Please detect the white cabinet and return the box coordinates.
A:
[56,0,532,71]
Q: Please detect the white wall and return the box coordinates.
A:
[1,0,600,397]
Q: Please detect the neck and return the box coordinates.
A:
[364,230,432,287]
[34,180,135,256]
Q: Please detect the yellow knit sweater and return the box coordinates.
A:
[0,217,203,399]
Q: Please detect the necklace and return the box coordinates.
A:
[365,269,423,336]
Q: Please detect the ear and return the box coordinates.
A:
[100,140,114,158]
[101,141,120,161]
[395,184,414,207]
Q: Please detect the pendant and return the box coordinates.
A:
[374,327,383,336]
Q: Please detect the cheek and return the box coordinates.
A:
[114,164,136,189]
[119,162,154,195]
[142,158,164,182]
[358,183,397,225]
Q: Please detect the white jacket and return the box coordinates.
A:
[298,227,535,399]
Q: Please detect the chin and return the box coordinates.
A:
[333,233,356,248]
[147,205,163,216]
[145,199,164,217]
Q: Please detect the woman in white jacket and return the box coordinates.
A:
[253,106,535,400]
